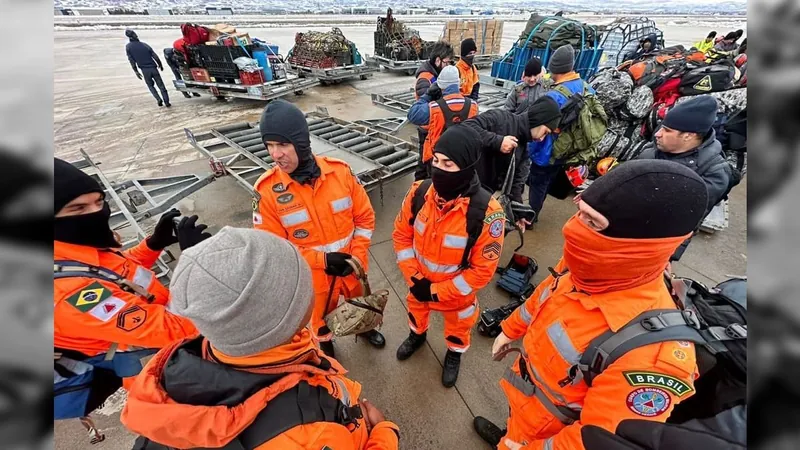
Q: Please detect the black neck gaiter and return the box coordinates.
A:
[54,202,120,248]
[289,149,321,185]
[431,168,479,201]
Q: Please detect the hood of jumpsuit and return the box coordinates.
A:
[121,331,346,449]
[259,99,320,185]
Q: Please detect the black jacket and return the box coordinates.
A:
[126,40,162,71]
[637,130,731,215]
[462,109,532,202]
[414,60,439,99]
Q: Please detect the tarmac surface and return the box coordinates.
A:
[54,28,746,450]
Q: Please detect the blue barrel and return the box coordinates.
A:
[253,51,273,81]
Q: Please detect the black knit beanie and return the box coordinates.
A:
[54,158,104,214]
[528,96,562,131]
[461,38,477,58]
[524,57,543,77]
[434,125,482,169]
[579,160,708,239]
[125,29,139,41]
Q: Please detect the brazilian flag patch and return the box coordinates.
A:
[66,282,111,313]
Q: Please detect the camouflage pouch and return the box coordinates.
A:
[324,259,389,337]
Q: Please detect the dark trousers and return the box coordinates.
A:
[527,163,562,218]
[414,128,431,181]
[142,68,169,104]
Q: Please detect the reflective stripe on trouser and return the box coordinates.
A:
[406,296,480,352]
[499,355,582,449]
[312,277,363,342]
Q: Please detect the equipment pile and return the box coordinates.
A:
[442,19,504,56]
[289,28,361,69]
[373,8,432,61]
[590,45,747,175]
[176,23,285,84]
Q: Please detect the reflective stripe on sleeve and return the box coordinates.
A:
[547,322,582,365]
[397,248,415,262]
[353,227,373,239]
[452,274,473,296]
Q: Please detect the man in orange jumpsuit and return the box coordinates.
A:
[472,160,711,450]
[54,158,208,420]
[122,227,400,450]
[253,99,384,358]
[413,41,455,181]
[393,125,505,387]
[456,38,480,100]
[407,65,479,179]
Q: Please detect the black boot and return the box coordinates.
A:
[319,340,335,358]
[183,92,192,98]
[165,101,172,107]
[192,92,201,97]
[473,416,505,448]
[396,331,426,361]
[358,329,386,348]
[157,100,163,107]
[442,350,462,388]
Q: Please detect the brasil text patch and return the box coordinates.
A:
[623,371,694,397]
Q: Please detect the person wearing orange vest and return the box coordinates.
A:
[53,158,207,429]
[472,160,710,450]
[393,125,505,387]
[456,38,480,100]
[122,227,400,450]
[252,100,384,358]
[407,65,479,179]
[413,41,455,181]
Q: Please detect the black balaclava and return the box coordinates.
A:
[259,99,320,185]
[125,29,139,42]
[54,158,119,248]
[431,125,482,201]
[579,160,708,239]
[460,38,478,65]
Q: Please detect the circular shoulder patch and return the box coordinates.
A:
[489,219,504,238]
[626,387,671,417]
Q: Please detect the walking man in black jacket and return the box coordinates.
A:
[462,96,561,228]
[125,29,170,107]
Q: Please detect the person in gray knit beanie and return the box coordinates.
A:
[168,226,314,357]
[548,44,575,75]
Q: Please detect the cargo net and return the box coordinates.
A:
[517,14,598,49]
[289,27,355,69]
[374,8,430,61]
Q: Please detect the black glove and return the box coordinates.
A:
[426,83,442,101]
[135,72,143,80]
[470,82,480,100]
[409,277,434,302]
[146,209,182,250]
[324,252,354,277]
[175,215,211,250]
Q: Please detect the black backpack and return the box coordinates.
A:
[436,97,473,131]
[570,277,746,424]
[409,179,492,269]
[678,64,735,96]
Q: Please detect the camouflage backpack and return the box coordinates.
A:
[551,83,609,165]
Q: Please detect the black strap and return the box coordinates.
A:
[409,180,492,270]
[462,188,492,269]
[409,179,433,226]
[578,308,746,387]
[235,381,362,450]
[435,97,473,130]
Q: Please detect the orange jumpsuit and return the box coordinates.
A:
[497,258,698,450]
[122,329,400,449]
[253,156,375,342]
[54,240,198,359]
[456,59,480,97]
[393,181,505,352]
[420,93,479,163]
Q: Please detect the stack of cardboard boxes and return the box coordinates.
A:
[442,19,505,55]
